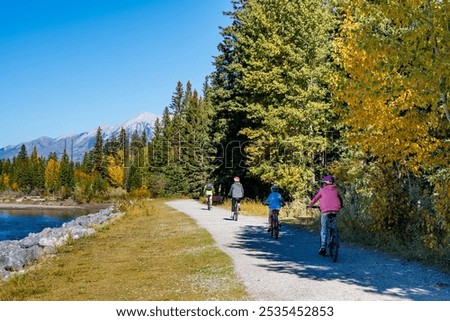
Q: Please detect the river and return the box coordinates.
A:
[0,209,80,241]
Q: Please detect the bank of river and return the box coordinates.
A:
[0,202,119,279]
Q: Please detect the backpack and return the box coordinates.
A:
[205,183,213,191]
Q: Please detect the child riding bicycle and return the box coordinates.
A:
[264,185,285,232]
[203,181,215,208]
[309,175,343,256]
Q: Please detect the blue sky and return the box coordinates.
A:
[0,0,232,147]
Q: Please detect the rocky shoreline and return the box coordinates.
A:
[0,197,111,211]
[0,204,123,280]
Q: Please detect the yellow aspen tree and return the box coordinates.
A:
[334,0,450,173]
[1,174,10,189]
[107,151,125,188]
[45,158,60,193]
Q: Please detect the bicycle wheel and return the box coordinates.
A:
[233,211,238,221]
[207,196,211,210]
[270,220,276,238]
[273,223,279,240]
[328,229,335,256]
[332,233,339,263]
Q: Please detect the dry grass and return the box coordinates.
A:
[218,199,268,217]
[218,198,320,226]
[0,199,248,301]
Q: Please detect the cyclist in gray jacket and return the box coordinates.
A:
[228,176,244,215]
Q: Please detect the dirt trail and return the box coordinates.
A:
[166,199,450,301]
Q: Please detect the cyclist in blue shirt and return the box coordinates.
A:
[264,185,285,232]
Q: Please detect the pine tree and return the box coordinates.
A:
[60,148,74,198]
[148,118,165,170]
[126,162,141,192]
[211,0,341,198]
[92,127,106,178]
[164,82,189,195]
[30,146,45,192]
[170,81,185,116]
[13,144,32,192]
[118,127,129,167]
[181,83,216,196]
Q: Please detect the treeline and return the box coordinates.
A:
[0,80,214,201]
[0,0,448,259]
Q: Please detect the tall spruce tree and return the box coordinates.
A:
[160,82,190,195]
[118,127,129,167]
[13,144,32,192]
[60,148,74,197]
[92,127,106,179]
[210,0,253,194]
[30,146,45,192]
[181,85,216,196]
[211,0,341,198]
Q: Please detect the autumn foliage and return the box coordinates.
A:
[0,0,448,268]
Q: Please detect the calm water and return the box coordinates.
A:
[0,210,79,241]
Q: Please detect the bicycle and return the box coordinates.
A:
[309,206,340,263]
[323,212,339,263]
[231,198,240,221]
[269,209,281,240]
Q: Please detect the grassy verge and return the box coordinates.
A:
[0,199,248,300]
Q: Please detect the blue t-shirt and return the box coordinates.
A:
[264,192,284,210]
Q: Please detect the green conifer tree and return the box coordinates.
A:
[92,127,106,179]
[211,0,341,198]
[30,146,45,192]
[60,148,75,198]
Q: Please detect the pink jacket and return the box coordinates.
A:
[309,185,342,213]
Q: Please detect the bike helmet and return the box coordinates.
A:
[233,176,240,182]
[271,185,278,192]
[321,175,334,185]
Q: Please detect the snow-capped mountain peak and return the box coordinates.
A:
[0,112,159,162]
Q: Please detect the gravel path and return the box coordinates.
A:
[166,199,450,301]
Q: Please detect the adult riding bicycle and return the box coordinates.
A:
[228,176,244,221]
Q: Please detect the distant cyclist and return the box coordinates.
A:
[204,181,215,207]
[228,176,244,216]
[309,175,343,256]
[264,185,285,232]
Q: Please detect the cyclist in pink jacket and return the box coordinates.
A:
[309,175,343,256]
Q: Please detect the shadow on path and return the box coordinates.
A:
[230,223,450,301]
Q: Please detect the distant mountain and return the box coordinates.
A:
[0,112,159,162]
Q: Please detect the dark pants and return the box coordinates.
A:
[231,198,241,212]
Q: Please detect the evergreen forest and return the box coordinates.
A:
[1,1,449,263]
